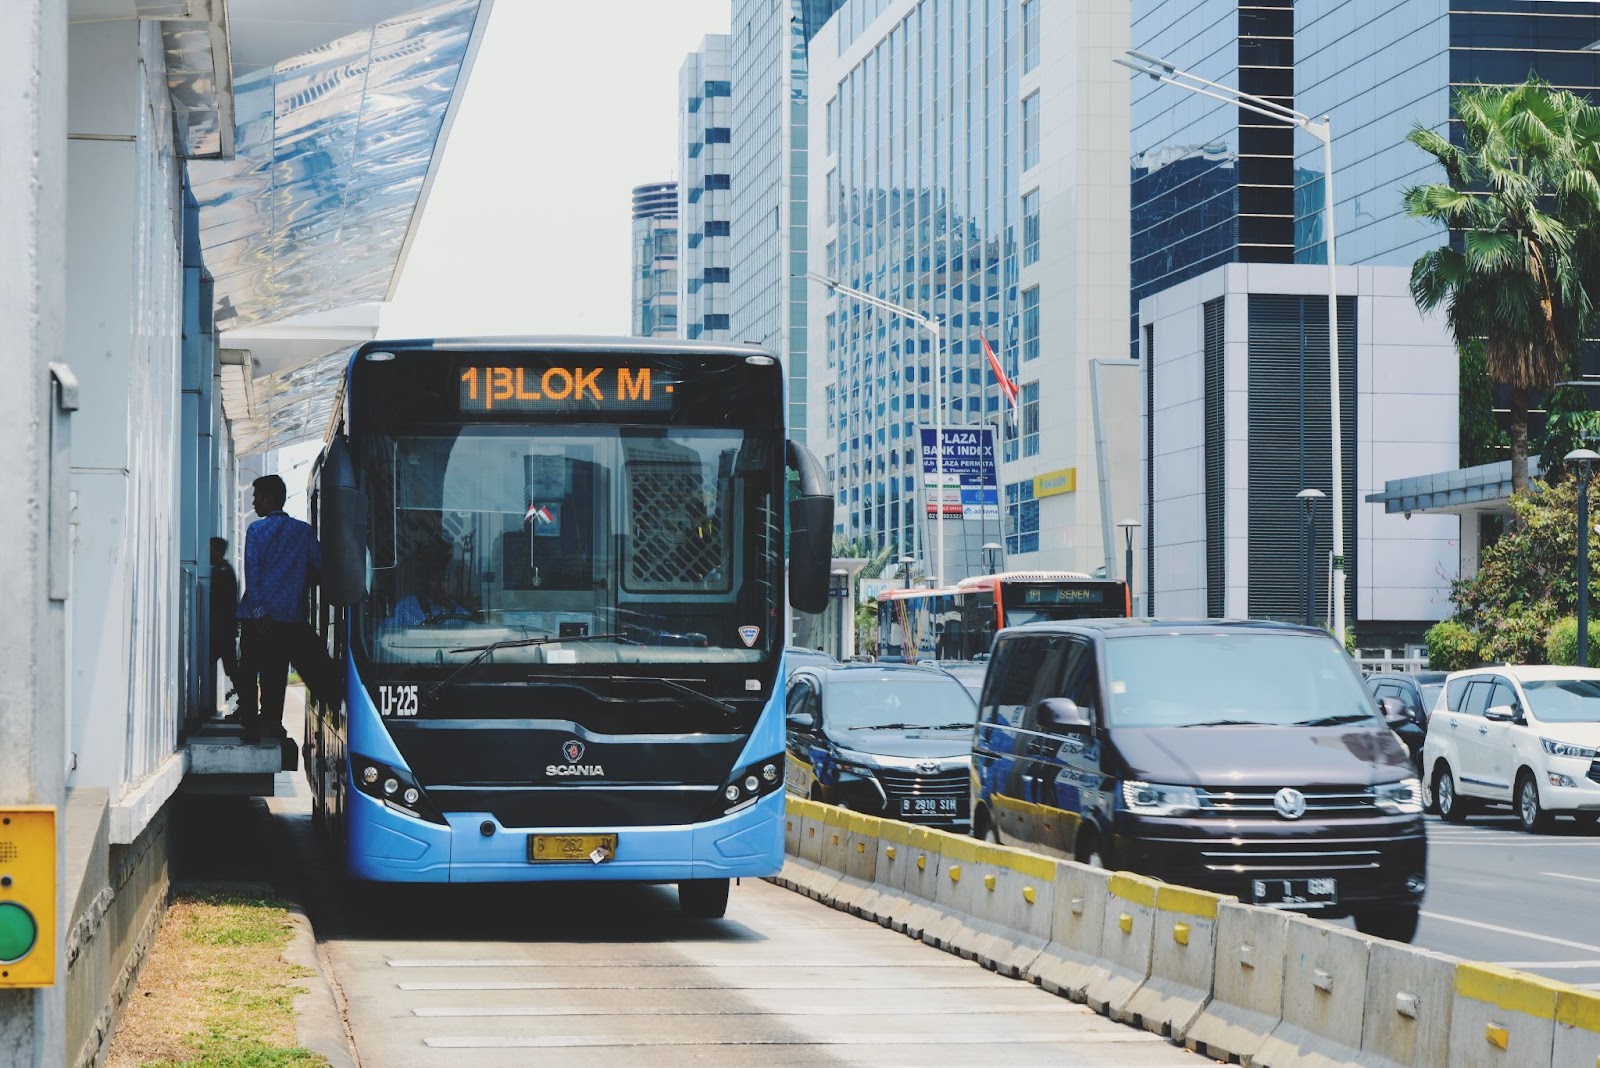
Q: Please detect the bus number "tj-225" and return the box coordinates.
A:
[379,685,418,717]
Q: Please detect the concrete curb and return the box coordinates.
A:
[283,906,358,1068]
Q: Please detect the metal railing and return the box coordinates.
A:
[1354,650,1431,676]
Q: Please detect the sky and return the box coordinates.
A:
[380,0,733,339]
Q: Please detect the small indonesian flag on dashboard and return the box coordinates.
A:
[526,503,556,525]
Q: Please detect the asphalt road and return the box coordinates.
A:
[1403,811,1600,986]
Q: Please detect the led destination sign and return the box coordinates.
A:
[1022,585,1116,606]
[459,365,675,413]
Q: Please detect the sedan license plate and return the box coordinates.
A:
[899,797,960,818]
[528,833,617,864]
[1251,877,1337,909]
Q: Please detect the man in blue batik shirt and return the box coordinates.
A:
[237,474,329,744]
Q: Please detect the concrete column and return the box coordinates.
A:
[0,1,69,1063]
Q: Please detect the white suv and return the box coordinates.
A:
[1423,666,1600,833]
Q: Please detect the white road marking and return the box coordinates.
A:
[1422,912,1600,954]
[1493,959,1600,969]
[386,958,964,969]
[412,1005,1066,1017]
[399,978,1010,991]
[422,1032,1173,1048]
[1541,872,1600,886]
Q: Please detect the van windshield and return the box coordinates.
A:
[1522,679,1600,723]
[1102,631,1377,729]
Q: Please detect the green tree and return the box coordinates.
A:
[1404,76,1600,493]
[1457,338,1508,468]
[1451,478,1598,662]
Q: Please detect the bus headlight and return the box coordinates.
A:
[712,755,786,816]
[350,754,446,825]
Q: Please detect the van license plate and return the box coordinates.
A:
[900,797,960,817]
[528,834,617,863]
[1251,877,1337,908]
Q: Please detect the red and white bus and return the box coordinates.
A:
[875,571,1131,662]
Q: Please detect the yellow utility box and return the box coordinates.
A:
[0,806,55,987]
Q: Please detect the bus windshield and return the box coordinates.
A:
[355,424,781,668]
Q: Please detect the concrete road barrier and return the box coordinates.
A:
[1255,916,1374,1067]
[1554,987,1600,1068]
[1027,860,1110,1002]
[1359,940,1457,1068]
[778,796,1600,1068]
[1121,884,1231,1042]
[1088,871,1158,1019]
[1185,901,1291,1064]
[1449,963,1560,1067]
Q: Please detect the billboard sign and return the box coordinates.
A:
[920,427,999,519]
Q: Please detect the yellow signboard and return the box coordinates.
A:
[1033,468,1076,498]
[0,806,55,988]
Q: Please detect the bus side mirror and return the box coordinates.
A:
[789,495,832,614]
[786,438,833,615]
[321,485,369,607]
[318,435,368,607]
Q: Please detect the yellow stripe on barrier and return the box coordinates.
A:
[1109,872,1159,909]
[1157,884,1227,920]
[878,819,914,846]
[997,847,1056,883]
[1455,963,1563,1020]
[940,835,981,865]
[1556,987,1600,1032]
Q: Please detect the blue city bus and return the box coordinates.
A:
[305,337,832,917]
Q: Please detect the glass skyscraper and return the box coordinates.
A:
[808,0,1131,575]
[1295,0,1600,268]
[679,36,733,341]
[729,0,845,443]
[630,181,678,338]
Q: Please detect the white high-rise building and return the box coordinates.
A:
[630,181,679,338]
[679,36,733,341]
[806,0,1132,578]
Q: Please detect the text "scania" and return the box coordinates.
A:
[546,764,606,777]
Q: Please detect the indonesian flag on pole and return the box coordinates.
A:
[981,334,1020,414]
[525,503,555,525]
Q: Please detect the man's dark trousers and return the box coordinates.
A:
[238,620,336,742]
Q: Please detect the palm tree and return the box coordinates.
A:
[1404,76,1600,493]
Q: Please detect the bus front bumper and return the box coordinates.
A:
[345,786,785,884]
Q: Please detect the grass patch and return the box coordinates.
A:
[107,888,331,1068]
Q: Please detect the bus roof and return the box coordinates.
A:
[955,570,1097,587]
[354,336,774,360]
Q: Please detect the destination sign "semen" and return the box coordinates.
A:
[459,365,675,412]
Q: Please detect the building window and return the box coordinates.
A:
[704,79,731,97]
[1022,190,1040,266]
[1005,480,1040,554]
[703,313,730,331]
[704,220,730,237]
[705,127,731,144]
[827,169,838,225]
[1023,0,1039,74]
[705,173,731,190]
[1022,287,1040,361]
[703,266,729,283]
[1022,94,1039,171]
[1022,382,1040,457]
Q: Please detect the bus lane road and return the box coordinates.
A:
[268,775,1203,1065]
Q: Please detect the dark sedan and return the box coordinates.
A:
[1367,672,1446,769]
[784,664,978,829]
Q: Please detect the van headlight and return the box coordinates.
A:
[1375,778,1423,815]
[1541,737,1599,759]
[1121,781,1200,817]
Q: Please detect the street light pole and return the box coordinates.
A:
[1568,450,1599,666]
[810,272,946,587]
[1116,519,1141,615]
[1297,489,1326,628]
[1120,50,1346,643]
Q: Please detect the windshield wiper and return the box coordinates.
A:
[612,675,738,720]
[930,721,977,730]
[424,633,633,703]
[1177,719,1274,728]
[847,722,922,730]
[1299,713,1377,727]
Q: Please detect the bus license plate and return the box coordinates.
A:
[900,797,959,817]
[1251,877,1336,908]
[528,834,618,863]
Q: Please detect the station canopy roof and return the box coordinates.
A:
[190,0,488,453]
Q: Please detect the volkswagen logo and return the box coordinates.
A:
[1273,787,1308,820]
[916,760,940,775]
[562,739,585,763]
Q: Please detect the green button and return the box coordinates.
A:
[0,902,38,964]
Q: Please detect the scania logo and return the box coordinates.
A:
[1273,787,1308,820]
[916,760,941,774]
[547,739,605,777]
